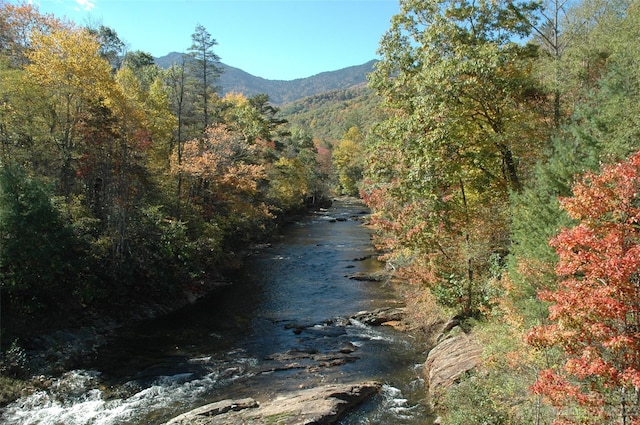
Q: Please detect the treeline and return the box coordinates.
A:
[364,0,640,423]
[0,2,329,338]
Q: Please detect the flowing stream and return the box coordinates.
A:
[1,199,435,424]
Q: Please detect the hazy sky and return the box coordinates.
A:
[26,0,399,80]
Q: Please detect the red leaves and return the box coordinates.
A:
[529,150,640,421]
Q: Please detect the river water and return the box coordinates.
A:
[1,199,435,424]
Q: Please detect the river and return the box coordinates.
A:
[1,199,435,424]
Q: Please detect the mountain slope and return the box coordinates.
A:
[154,52,377,105]
[278,84,384,141]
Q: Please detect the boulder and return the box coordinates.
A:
[424,328,482,403]
[165,381,382,425]
[166,398,259,423]
[351,307,406,326]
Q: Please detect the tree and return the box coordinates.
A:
[333,126,364,196]
[122,50,155,71]
[222,93,282,147]
[170,124,270,231]
[365,0,544,315]
[87,24,126,70]
[0,1,63,67]
[188,24,222,132]
[25,25,114,197]
[523,0,634,126]
[267,127,323,211]
[508,0,640,325]
[0,165,82,316]
[527,150,640,424]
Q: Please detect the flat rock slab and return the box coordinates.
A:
[424,331,482,402]
[165,381,381,425]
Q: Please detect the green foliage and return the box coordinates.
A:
[362,0,640,420]
[441,372,510,425]
[439,320,556,425]
[508,0,640,322]
[526,150,640,423]
[279,86,383,142]
[332,127,365,196]
[0,166,82,313]
[0,340,28,379]
[364,0,545,316]
[187,24,222,130]
[0,340,29,406]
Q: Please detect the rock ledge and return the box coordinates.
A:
[424,326,482,403]
[165,381,381,425]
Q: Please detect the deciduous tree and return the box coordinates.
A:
[528,150,640,424]
[25,25,114,197]
[170,124,269,227]
[365,0,544,315]
[0,1,63,67]
[333,126,364,196]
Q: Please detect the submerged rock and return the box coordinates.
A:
[348,271,389,282]
[165,381,382,425]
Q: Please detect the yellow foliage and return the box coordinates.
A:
[222,92,249,107]
[26,26,113,102]
[268,157,309,210]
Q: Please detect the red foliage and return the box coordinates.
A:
[527,151,640,423]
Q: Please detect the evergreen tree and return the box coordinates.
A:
[0,166,82,316]
[188,24,222,132]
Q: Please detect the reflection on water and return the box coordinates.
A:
[1,200,435,424]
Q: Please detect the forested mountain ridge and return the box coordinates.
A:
[155,52,377,105]
[278,84,383,142]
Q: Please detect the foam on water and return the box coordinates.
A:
[1,355,259,425]
[339,384,425,424]
[347,319,396,343]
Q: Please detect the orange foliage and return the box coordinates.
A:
[528,150,640,423]
[171,124,270,221]
[0,1,67,66]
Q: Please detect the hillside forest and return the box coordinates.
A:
[3,0,640,423]
[0,2,333,340]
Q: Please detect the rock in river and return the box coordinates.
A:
[165,381,381,425]
[351,307,406,326]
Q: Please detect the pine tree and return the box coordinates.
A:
[188,24,222,132]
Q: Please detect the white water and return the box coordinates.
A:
[2,327,426,424]
[2,354,259,425]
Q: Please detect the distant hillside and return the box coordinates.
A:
[154,52,377,105]
[278,84,385,142]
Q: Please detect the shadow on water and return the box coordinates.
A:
[1,199,435,424]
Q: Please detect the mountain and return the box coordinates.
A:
[154,52,377,105]
[278,84,384,141]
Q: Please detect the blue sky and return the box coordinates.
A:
[27,0,399,80]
